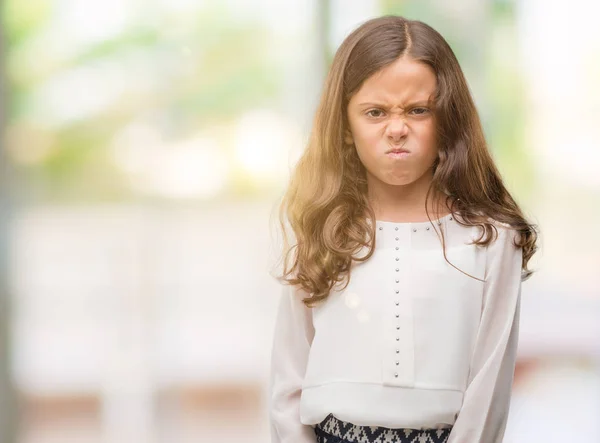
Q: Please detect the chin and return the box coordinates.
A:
[381,176,417,187]
[390,179,417,187]
[381,171,418,185]
[381,166,433,187]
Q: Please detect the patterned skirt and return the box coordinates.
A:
[314,413,452,443]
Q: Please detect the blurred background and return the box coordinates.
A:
[0,0,599,442]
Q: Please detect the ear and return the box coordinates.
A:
[344,129,354,145]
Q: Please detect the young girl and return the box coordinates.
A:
[269,15,539,443]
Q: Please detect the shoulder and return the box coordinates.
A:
[451,212,518,245]
[483,217,524,279]
[484,216,522,245]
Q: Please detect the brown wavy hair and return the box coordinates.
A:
[271,15,539,307]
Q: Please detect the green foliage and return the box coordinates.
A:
[4,2,283,201]
[3,0,52,45]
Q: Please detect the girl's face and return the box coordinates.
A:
[346,55,438,189]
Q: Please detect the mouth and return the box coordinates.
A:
[386,147,411,158]
[386,145,410,154]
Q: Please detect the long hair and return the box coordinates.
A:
[273,15,539,307]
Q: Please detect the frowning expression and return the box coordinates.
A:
[346,55,438,187]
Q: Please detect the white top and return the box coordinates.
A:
[268,213,523,443]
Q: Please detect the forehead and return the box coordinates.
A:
[351,57,437,105]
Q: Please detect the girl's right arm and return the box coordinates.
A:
[269,283,316,443]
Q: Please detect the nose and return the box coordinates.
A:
[385,115,408,141]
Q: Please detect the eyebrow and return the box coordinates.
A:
[357,100,433,107]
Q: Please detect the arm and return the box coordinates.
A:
[269,283,316,443]
[447,225,523,443]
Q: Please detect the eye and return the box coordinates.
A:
[365,109,385,118]
[410,107,430,115]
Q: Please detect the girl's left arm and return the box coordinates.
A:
[447,225,523,443]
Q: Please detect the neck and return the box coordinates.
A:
[367,171,451,222]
